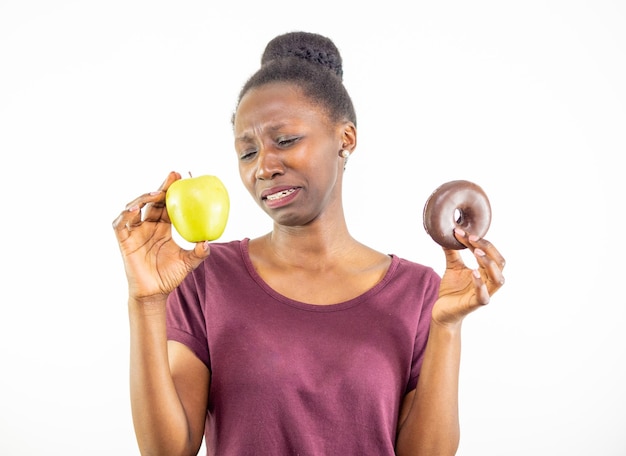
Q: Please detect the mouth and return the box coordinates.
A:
[264,188,297,201]
[261,186,301,208]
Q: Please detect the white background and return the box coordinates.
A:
[1,1,624,455]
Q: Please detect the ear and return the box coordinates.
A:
[339,122,357,153]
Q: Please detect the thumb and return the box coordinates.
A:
[443,247,465,270]
[185,240,212,270]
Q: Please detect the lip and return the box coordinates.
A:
[261,185,301,209]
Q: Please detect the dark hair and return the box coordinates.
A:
[234,31,357,126]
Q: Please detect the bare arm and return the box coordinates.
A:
[396,322,462,455]
[112,172,212,455]
[129,298,210,455]
[396,229,505,455]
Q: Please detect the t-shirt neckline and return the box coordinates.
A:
[238,237,399,312]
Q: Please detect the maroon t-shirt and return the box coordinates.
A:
[167,238,440,455]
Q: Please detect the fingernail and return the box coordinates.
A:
[472,269,481,278]
[454,227,466,237]
[128,205,139,212]
[469,234,480,242]
[150,191,161,195]
[474,248,486,257]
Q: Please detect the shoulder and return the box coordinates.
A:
[174,238,254,304]
[393,255,440,282]
[185,238,249,282]
[385,255,441,299]
[203,238,245,261]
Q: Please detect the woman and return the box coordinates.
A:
[112,31,505,456]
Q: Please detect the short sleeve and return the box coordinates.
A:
[166,275,211,369]
[405,269,440,393]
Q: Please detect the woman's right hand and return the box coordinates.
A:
[112,171,212,303]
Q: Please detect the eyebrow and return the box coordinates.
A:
[234,133,254,144]
[235,123,289,143]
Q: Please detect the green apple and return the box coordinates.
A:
[166,174,230,243]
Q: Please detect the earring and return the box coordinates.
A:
[340,149,350,158]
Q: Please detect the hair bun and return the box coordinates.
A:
[261,31,343,79]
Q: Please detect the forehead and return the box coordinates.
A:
[234,83,331,135]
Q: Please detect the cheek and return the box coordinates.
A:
[238,164,256,193]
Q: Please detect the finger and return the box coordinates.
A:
[113,187,167,235]
[442,247,465,270]
[473,247,505,295]
[471,240,505,271]
[112,204,141,241]
[460,231,506,271]
[159,171,182,191]
[121,191,164,223]
[185,241,212,269]
[141,191,167,223]
[455,228,506,272]
[143,171,181,222]
[471,269,491,305]
[453,227,472,249]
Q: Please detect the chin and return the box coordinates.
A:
[267,210,315,228]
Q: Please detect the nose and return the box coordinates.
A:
[255,147,285,180]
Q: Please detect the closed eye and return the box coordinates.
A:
[277,136,300,148]
[239,149,257,161]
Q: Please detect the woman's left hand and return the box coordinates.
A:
[432,228,506,327]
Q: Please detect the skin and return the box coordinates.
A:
[112,82,506,456]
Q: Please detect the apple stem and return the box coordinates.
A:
[188,171,193,178]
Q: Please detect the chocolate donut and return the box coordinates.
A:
[423,180,491,250]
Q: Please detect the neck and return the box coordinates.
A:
[264,208,358,268]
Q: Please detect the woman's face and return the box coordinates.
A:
[233,82,349,227]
